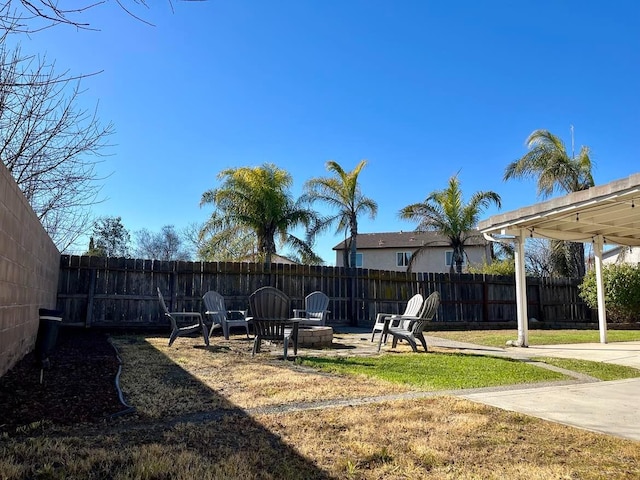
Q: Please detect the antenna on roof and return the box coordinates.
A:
[570,124,575,159]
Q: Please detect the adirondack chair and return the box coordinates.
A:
[202,290,250,340]
[249,286,299,360]
[370,293,424,342]
[293,291,330,326]
[157,287,209,347]
[382,291,440,353]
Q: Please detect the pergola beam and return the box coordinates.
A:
[479,173,640,346]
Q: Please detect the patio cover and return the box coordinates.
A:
[478,173,640,346]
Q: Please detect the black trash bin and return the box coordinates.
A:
[36,308,63,369]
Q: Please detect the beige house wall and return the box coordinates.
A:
[603,246,640,266]
[335,245,491,273]
[0,161,59,377]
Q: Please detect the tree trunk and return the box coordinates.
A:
[569,241,586,278]
[343,238,351,268]
[348,224,358,327]
[455,260,463,274]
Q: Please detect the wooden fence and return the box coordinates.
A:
[57,255,596,329]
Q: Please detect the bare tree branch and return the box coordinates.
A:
[0,1,205,34]
[0,44,113,251]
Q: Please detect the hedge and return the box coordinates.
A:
[579,263,640,323]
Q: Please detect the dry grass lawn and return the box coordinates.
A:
[115,336,409,417]
[259,397,640,479]
[2,334,639,479]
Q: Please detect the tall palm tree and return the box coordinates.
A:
[200,163,321,265]
[504,129,594,197]
[301,160,378,268]
[504,129,595,277]
[399,175,501,274]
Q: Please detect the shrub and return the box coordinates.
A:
[579,264,640,323]
[468,259,515,276]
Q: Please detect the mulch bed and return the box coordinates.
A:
[0,329,127,435]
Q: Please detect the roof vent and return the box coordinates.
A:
[378,240,385,246]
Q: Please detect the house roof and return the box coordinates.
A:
[332,231,488,250]
[602,245,625,260]
[241,253,299,264]
[478,173,640,246]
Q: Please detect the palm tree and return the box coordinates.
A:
[200,163,321,265]
[301,160,378,268]
[504,129,594,196]
[399,175,501,274]
[196,218,258,261]
[504,129,595,277]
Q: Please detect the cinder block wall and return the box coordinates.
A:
[0,161,59,377]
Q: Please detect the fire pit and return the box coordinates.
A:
[296,326,333,348]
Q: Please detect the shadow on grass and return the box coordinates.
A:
[1,332,335,480]
[118,336,335,478]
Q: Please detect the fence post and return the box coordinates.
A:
[482,276,489,323]
[85,269,96,328]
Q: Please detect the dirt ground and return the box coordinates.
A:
[0,329,127,435]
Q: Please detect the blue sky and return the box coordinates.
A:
[18,1,640,263]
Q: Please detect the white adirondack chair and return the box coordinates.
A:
[370,293,423,342]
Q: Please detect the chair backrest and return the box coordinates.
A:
[157,287,170,314]
[304,291,329,318]
[412,291,441,333]
[249,286,291,321]
[419,291,440,319]
[403,293,424,317]
[157,287,177,328]
[202,290,227,322]
[249,286,292,341]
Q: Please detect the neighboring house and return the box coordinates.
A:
[333,231,492,273]
[602,246,640,266]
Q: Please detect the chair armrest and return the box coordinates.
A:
[375,313,392,323]
[392,315,419,320]
[389,314,410,327]
[293,309,306,318]
[227,310,248,319]
[169,312,203,320]
[390,315,419,329]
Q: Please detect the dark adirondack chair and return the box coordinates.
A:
[249,286,299,360]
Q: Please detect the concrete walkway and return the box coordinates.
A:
[516,341,640,368]
[431,336,640,441]
[316,329,640,441]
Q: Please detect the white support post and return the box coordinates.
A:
[593,235,608,344]
[513,230,529,347]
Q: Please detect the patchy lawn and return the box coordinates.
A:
[1,332,639,479]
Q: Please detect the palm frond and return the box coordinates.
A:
[399,174,500,273]
[505,129,595,198]
[302,159,376,264]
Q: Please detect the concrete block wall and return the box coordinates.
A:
[0,161,59,377]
